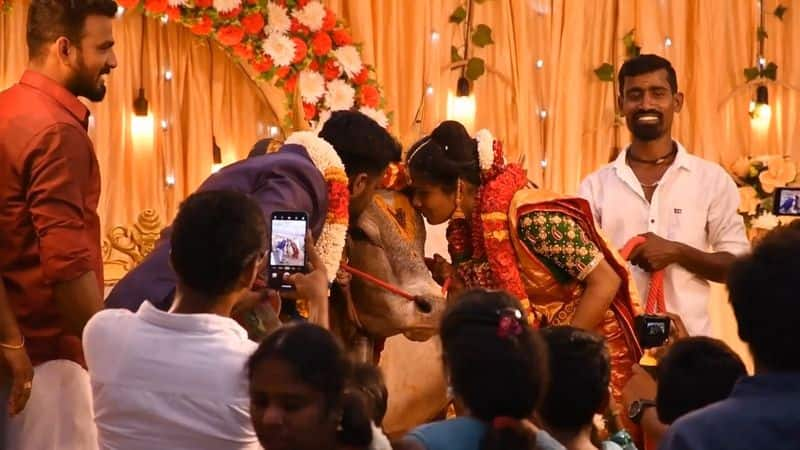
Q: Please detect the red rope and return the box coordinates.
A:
[619,236,666,314]
[340,263,416,302]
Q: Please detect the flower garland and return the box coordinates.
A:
[283,131,349,281]
[446,133,537,326]
[0,0,390,128]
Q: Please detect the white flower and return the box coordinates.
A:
[475,128,495,172]
[315,223,348,281]
[285,131,343,174]
[264,2,291,35]
[168,0,187,6]
[262,33,296,67]
[331,45,363,78]
[291,0,326,32]
[299,70,326,104]
[325,79,355,111]
[359,107,389,128]
[751,212,780,230]
[212,0,241,13]
[313,109,332,133]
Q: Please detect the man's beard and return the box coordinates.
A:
[628,111,666,142]
[67,57,107,102]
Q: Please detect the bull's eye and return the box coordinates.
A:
[349,226,382,248]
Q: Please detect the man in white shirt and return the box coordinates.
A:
[83,191,267,450]
[579,55,749,337]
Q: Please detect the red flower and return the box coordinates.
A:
[352,67,369,85]
[117,0,139,8]
[322,8,336,31]
[219,7,242,19]
[296,0,309,6]
[194,0,212,7]
[323,59,341,81]
[241,13,265,35]
[359,85,379,108]
[290,19,310,36]
[303,102,317,120]
[311,32,332,56]
[233,43,254,60]
[190,16,213,36]
[166,6,181,21]
[331,29,352,46]
[252,56,274,73]
[327,181,350,219]
[218,25,245,47]
[276,66,291,79]
[284,74,298,93]
[291,37,308,64]
[309,60,320,71]
[144,0,167,13]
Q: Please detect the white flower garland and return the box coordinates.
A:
[475,128,495,172]
[285,131,348,281]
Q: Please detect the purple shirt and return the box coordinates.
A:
[104,144,327,311]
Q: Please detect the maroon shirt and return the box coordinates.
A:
[0,70,103,366]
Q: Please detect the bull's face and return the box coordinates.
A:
[347,190,445,341]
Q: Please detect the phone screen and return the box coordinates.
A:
[268,211,308,289]
[774,187,800,216]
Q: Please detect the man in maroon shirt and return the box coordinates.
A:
[0,0,118,447]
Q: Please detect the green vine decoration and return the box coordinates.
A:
[449,0,494,82]
[594,29,640,82]
[743,2,786,82]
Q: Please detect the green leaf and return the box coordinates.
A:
[744,66,760,81]
[465,57,485,81]
[449,6,467,24]
[757,26,768,41]
[451,46,463,63]
[471,24,494,47]
[594,63,615,82]
[622,29,636,48]
[774,4,788,20]
[762,62,778,80]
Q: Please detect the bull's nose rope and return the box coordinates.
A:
[340,263,417,301]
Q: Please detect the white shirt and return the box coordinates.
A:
[83,301,261,450]
[579,142,749,335]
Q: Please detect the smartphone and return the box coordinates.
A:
[773,187,800,216]
[635,314,671,349]
[267,211,308,290]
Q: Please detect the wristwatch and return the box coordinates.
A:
[628,399,657,424]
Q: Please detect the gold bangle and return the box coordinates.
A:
[0,336,24,350]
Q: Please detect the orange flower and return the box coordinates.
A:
[117,0,139,8]
[190,16,213,36]
[332,29,352,46]
[292,37,308,64]
[352,67,368,85]
[233,43,254,61]
[219,6,242,19]
[195,0,212,7]
[359,85,379,108]
[303,102,317,120]
[217,25,245,47]
[738,186,759,215]
[290,19,310,36]
[252,56,274,73]
[144,0,167,13]
[241,13,265,35]
[166,6,181,21]
[276,66,291,79]
[284,74,298,93]
[323,59,341,81]
[322,8,336,31]
[308,60,320,71]
[759,156,797,193]
[311,32,332,56]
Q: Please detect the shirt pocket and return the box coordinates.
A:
[666,203,705,245]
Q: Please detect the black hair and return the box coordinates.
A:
[347,362,388,427]
[170,190,266,299]
[539,326,610,431]
[727,225,800,372]
[618,54,678,98]
[247,323,372,447]
[656,337,746,424]
[406,120,480,192]
[441,289,548,450]
[27,0,118,60]
[318,110,401,178]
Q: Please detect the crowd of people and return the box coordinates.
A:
[2,1,799,450]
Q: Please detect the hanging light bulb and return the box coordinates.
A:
[269,126,280,137]
[447,76,476,133]
[664,36,673,48]
[165,173,176,186]
[749,84,771,130]
[131,88,154,149]
[425,84,435,96]
[164,69,173,81]
[211,136,223,173]
[535,59,544,69]
[161,15,169,24]
[430,31,440,42]
[115,6,125,18]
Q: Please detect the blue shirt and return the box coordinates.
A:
[659,372,800,450]
[407,417,565,450]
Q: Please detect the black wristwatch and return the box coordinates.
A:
[628,399,657,424]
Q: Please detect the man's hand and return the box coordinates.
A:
[1,346,33,416]
[622,364,657,410]
[286,235,330,327]
[232,288,281,317]
[629,232,682,272]
[425,254,455,285]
